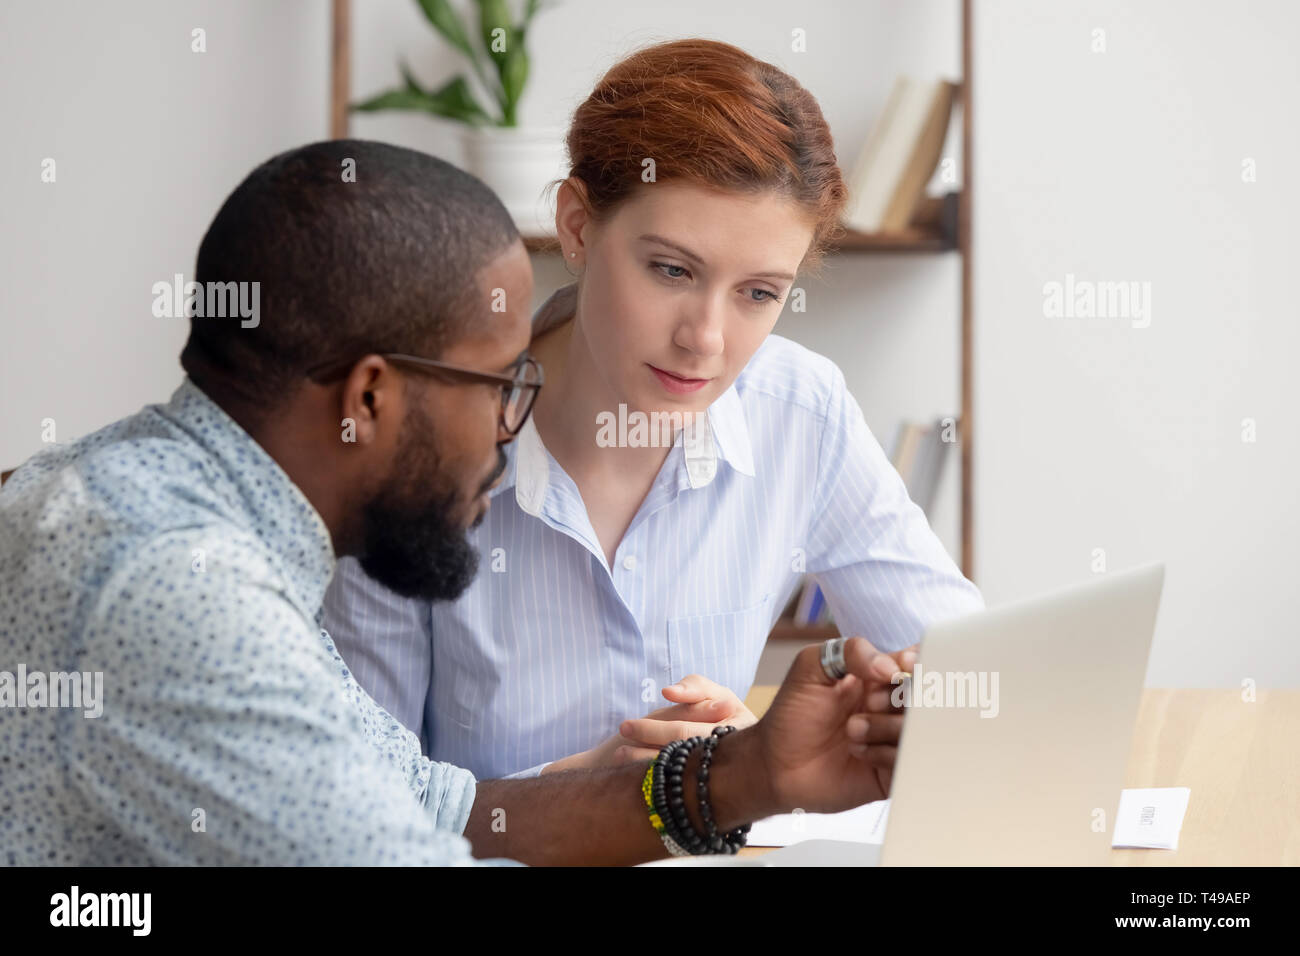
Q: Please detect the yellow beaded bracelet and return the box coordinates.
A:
[641,759,665,834]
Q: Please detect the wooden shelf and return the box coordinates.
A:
[522,235,560,254]
[523,229,952,255]
[828,227,954,253]
[767,618,839,642]
[831,191,960,252]
[519,194,959,256]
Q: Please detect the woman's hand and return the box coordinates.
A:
[540,674,757,774]
[617,674,759,762]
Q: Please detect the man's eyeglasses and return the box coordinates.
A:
[306,353,544,436]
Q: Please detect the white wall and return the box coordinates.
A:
[973,0,1300,686]
[4,1,1294,687]
[0,0,328,466]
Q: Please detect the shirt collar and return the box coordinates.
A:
[704,382,755,480]
[161,378,337,617]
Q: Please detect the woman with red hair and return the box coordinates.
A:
[324,38,982,779]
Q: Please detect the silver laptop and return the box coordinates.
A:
[765,562,1165,866]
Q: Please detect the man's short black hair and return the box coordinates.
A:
[181,139,520,417]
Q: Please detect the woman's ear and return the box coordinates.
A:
[555,177,593,258]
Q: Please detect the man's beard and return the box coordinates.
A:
[357,403,504,602]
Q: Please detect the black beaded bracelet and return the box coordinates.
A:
[661,736,707,854]
[649,726,750,855]
[698,725,751,854]
[651,739,698,854]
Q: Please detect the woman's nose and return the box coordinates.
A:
[672,299,726,358]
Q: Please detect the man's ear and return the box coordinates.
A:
[338,356,398,448]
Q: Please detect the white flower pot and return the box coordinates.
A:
[460,125,567,237]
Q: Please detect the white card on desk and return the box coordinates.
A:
[1111,787,1191,850]
[747,799,891,847]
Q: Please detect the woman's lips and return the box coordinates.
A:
[648,364,711,394]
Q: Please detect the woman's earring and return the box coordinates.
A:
[563,249,582,279]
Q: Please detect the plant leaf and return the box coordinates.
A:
[351,89,435,112]
[518,0,541,44]
[414,0,475,59]
[426,74,494,124]
[475,0,514,71]
[351,75,492,126]
[398,59,426,94]
[500,46,529,124]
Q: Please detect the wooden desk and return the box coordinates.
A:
[739,686,1300,866]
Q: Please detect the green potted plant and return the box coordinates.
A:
[354,0,563,232]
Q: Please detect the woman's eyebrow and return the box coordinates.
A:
[637,233,794,280]
[639,233,702,263]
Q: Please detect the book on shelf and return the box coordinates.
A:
[793,580,830,627]
[841,76,958,234]
[889,416,958,515]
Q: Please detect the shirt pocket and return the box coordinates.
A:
[431,643,486,733]
[666,593,773,702]
[445,673,483,732]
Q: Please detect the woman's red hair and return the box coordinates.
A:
[550,38,848,273]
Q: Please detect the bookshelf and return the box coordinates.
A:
[765,0,974,643]
[522,189,959,255]
[524,218,955,256]
[829,227,954,254]
[327,0,976,646]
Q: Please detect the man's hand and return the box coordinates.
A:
[541,675,756,774]
[467,638,917,864]
[863,643,918,713]
[744,637,915,817]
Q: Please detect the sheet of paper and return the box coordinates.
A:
[748,799,891,847]
[748,788,1191,850]
[1110,787,1191,850]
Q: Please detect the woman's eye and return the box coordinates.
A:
[651,261,782,306]
[652,261,689,280]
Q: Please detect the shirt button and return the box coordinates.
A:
[622,555,638,571]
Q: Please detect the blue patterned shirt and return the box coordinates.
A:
[0,379,494,865]
[324,286,984,780]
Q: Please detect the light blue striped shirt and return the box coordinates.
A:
[323,294,983,780]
